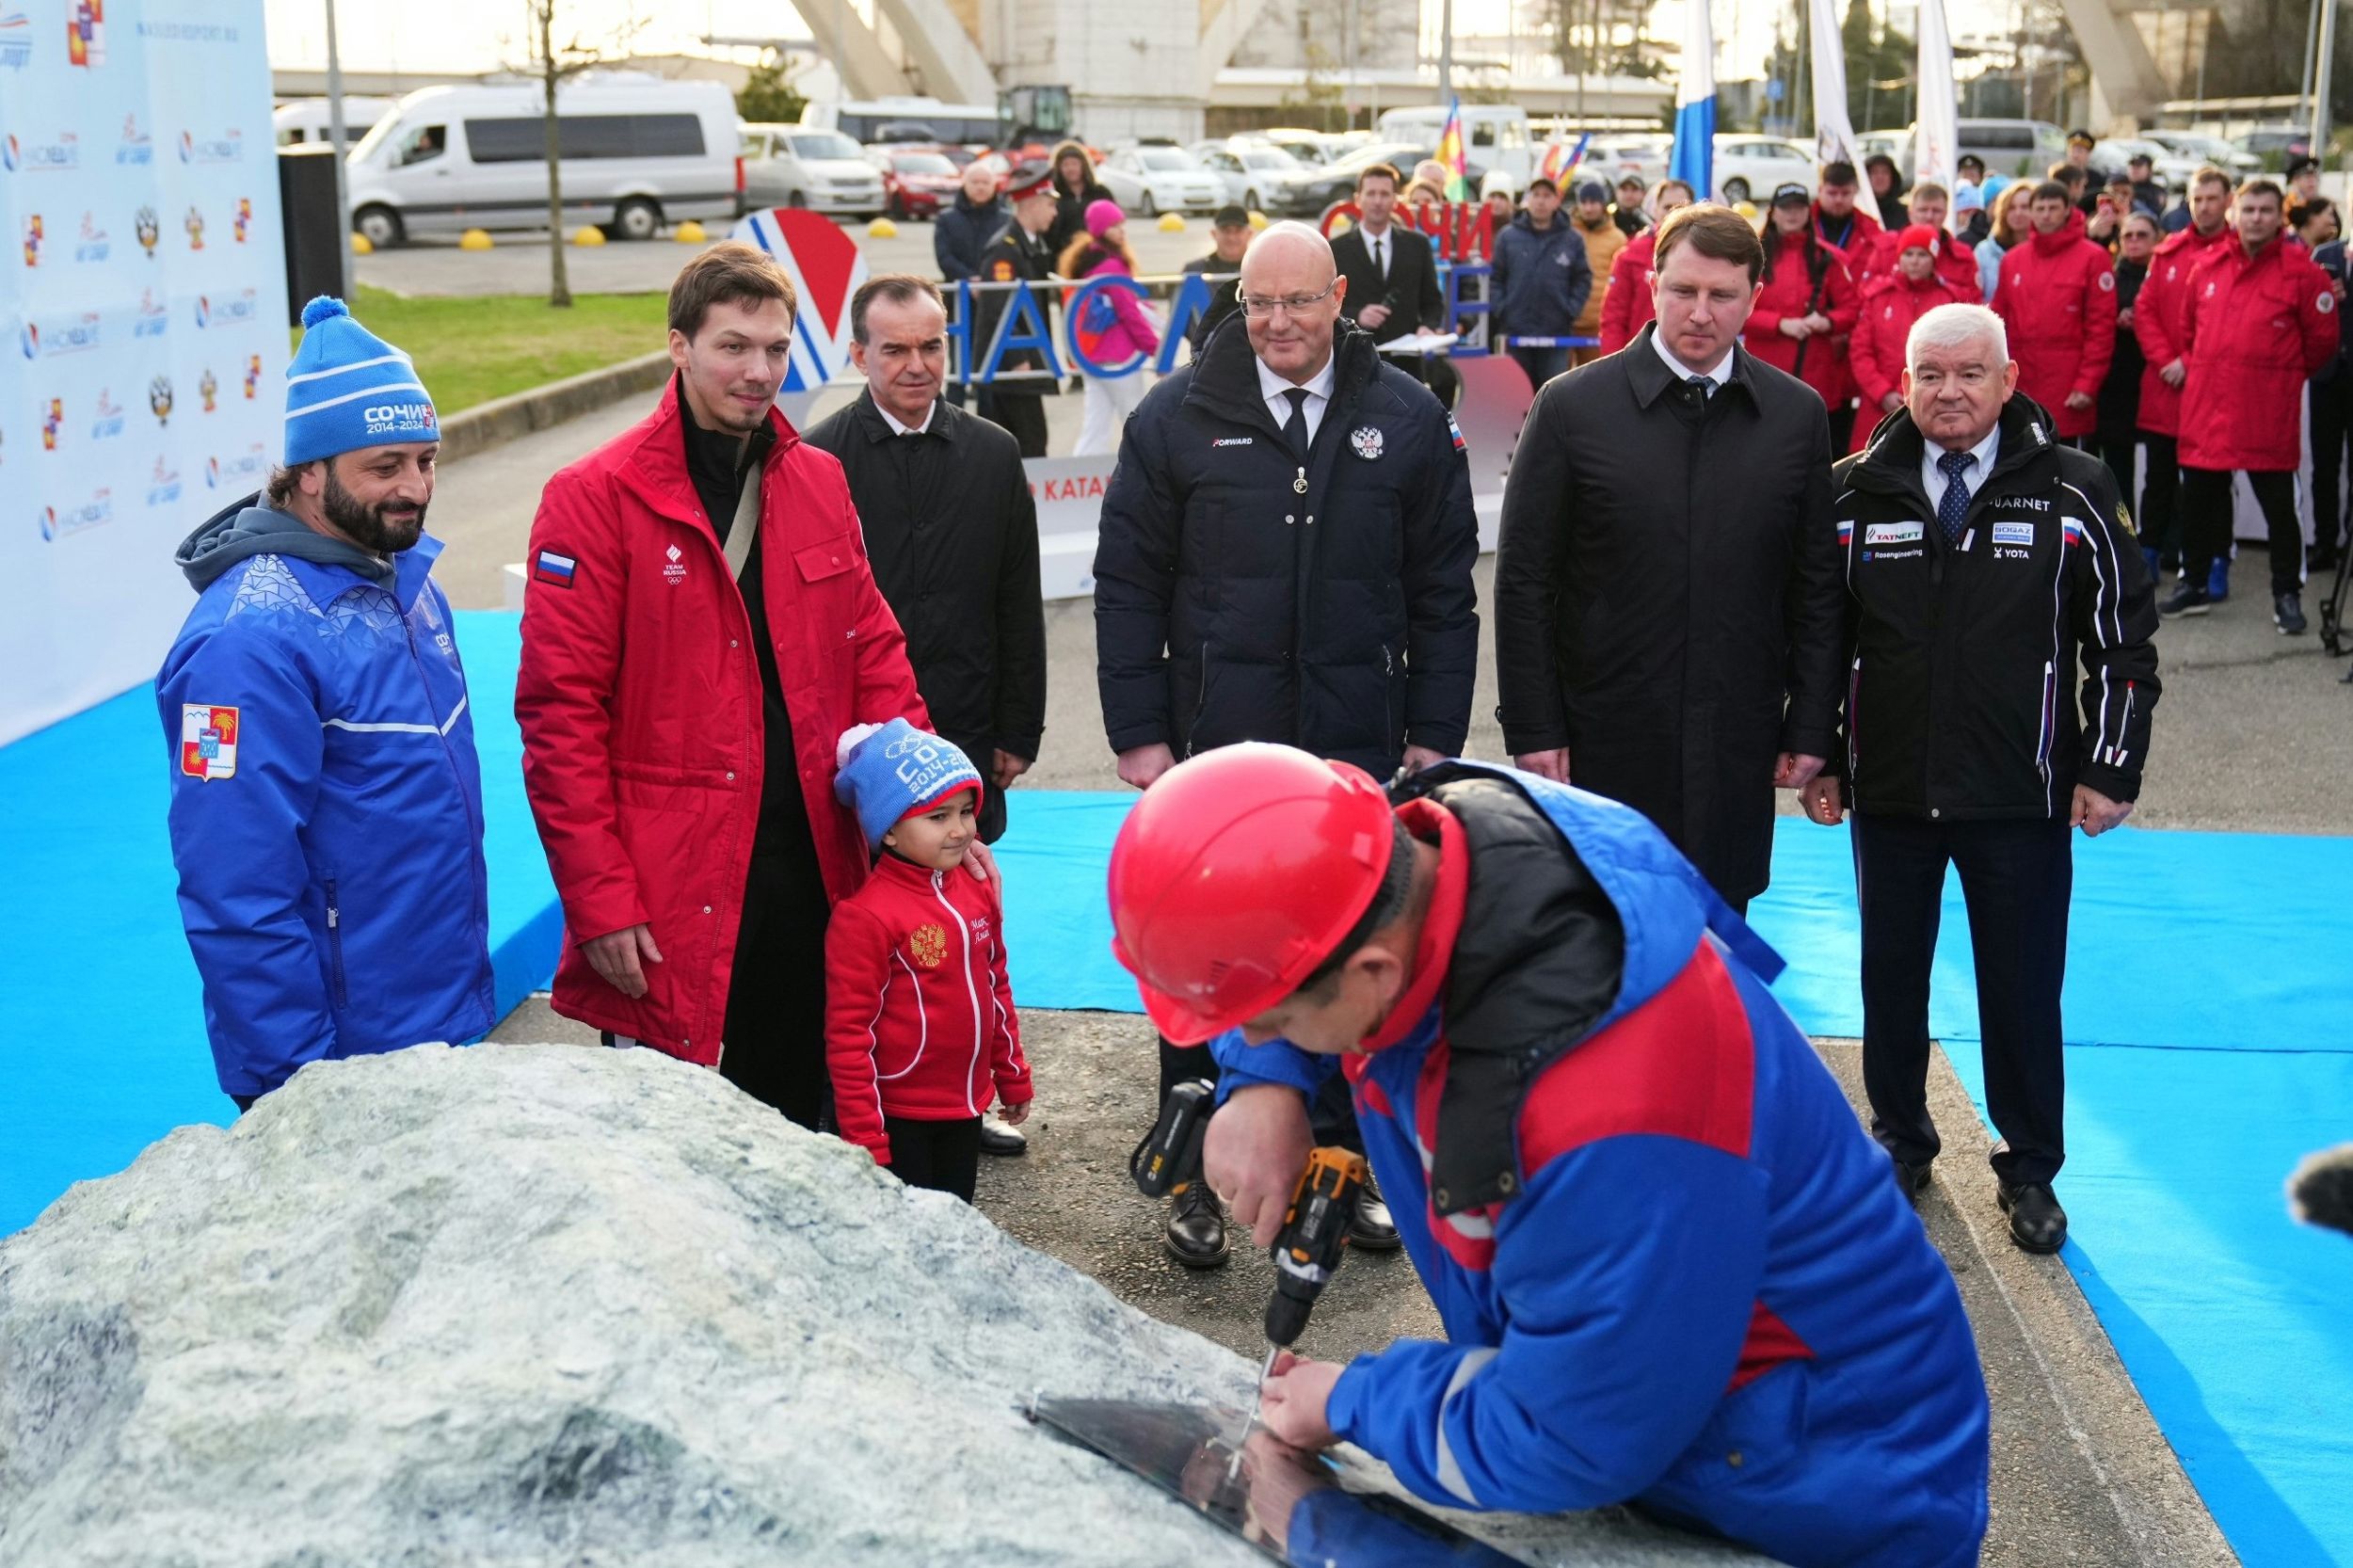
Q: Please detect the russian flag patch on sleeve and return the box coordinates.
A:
[534,550,577,588]
[1446,414,1466,453]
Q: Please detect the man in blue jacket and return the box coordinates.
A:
[1107,744,1989,1568]
[158,296,493,1110]
[1488,173,1592,391]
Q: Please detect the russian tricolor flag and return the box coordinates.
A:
[1669,0,1716,202]
[534,550,577,588]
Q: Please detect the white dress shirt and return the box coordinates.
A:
[1921,425,2002,518]
[1650,328,1735,392]
[1257,351,1338,448]
[876,399,937,437]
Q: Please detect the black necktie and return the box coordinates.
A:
[1688,375,1713,401]
[1282,388,1311,459]
[1937,450,1974,547]
[1371,234,1385,280]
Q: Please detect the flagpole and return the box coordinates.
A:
[1438,0,1453,110]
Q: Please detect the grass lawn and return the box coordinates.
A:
[297,285,668,413]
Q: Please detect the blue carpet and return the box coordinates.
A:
[0,612,559,1240]
[991,789,2353,1566]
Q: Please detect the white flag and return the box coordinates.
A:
[1913,0,1961,194]
[1809,0,1861,171]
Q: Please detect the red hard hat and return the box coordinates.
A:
[1107,744,1397,1045]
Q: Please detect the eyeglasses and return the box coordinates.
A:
[1239,280,1340,317]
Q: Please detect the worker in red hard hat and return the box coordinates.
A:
[1107,744,1990,1568]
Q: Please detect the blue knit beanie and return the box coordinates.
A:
[283,296,439,465]
[833,720,984,850]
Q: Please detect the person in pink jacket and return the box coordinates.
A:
[1061,198,1161,456]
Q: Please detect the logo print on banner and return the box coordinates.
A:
[90,388,124,440]
[73,211,106,262]
[4,130,79,171]
[178,127,240,165]
[207,441,265,490]
[21,214,39,265]
[41,489,111,540]
[66,0,103,68]
[135,288,166,337]
[0,11,31,71]
[243,356,262,398]
[184,205,202,249]
[199,368,216,411]
[135,205,158,254]
[147,454,181,505]
[233,197,251,243]
[23,312,98,357]
[40,397,61,449]
[728,207,868,393]
[148,376,171,424]
[19,323,35,358]
[116,112,150,163]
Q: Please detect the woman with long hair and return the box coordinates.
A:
[1596,178,1695,352]
[1746,184,1861,449]
[1046,139,1112,256]
[1977,182,2035,302]
[1060,199,1160,456]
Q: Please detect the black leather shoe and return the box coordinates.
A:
[1163,1184,1230,1269]
[978,1115,1027,1157]
[1997,1181,2069,1254]
[1347,1173,1402,1252]
[1894,1155,1933,1203]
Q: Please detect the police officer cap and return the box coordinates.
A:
[2067,128,2096,148]
[1770,181,1811,208]
[1003,161,1056,200]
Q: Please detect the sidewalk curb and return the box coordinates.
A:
[436,348,673,466]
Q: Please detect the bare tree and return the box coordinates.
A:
[519,2,643,308]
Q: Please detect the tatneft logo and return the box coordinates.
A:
[362,401,438,435]
[23,313,99,357]
[4,130,80,171]
[135,288,167,337]
[116,112,151,163]
[147,455,182,506]
[0,10,30,71]
[90,388,124,440]
[178,127,242,165]
[73,210,107,262]
[193,290,256,328]
[40,491,111,541]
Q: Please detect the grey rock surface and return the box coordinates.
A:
[0,1043,1761,1567]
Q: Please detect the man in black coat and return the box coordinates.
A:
[1095,219,1479,1268]
[972,164,1061,458]
[935,161,1009,286]
[1494,203,1846,911]
[1182,204,1252,356]
[803,273,1046,849]
[1330,162,1445,348]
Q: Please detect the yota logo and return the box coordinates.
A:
[199,368,217,411]
[135,204,158,254]
[148,375,172,424]
[184,205,202,249]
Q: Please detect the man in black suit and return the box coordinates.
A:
[1330,161,1450,404]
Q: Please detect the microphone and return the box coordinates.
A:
[2288,1144,2353,1237]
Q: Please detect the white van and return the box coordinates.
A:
[344,74,741,247]
[1374,105,1533,189]
[274,97,395,147]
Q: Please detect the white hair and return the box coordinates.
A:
[1906,302,2009,372]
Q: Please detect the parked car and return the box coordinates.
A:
[1955,118,2066,179]
[1712,136,1817,204]
[2232,126,2315,168]
[1257,127,1341,168]
[1097,146,1227,216]
[1570,134,1672,189]
[867,147,963,219]
[799,97,1006,147]
[740,125,887,218]
[2138,130,2260,175]
[343,74,741,247]
[1190,140,1316,213]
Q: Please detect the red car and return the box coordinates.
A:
[875,150,965,219]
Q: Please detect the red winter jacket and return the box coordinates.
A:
[517,382,928,1063]
[2132,225,2233,438]
[1598,230,1657,354]
[824,851,1032,1162]
[2179,233,2343,472]
[1744,226,1861,409]
[1992,210,2119,439]
[1811,204,1882,269]
[1847,271,1977,452]
[1851,226,1982,298]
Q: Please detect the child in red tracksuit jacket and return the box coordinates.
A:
[826,720,1032,1201]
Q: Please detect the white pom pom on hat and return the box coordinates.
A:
[836,723,884,770]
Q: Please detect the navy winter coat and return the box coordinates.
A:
[934,192,1007,281]
[1489,212,1593,340]
[1093,318,1481,777]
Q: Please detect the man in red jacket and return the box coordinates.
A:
[1992,182,2118,445]
[2133,168,2236,584]
[2161,179,2343,632]
[1812,162,1882,264]
[516,244,939,1125]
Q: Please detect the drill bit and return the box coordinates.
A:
[1227,1342,1280,1483]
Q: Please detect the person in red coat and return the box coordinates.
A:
[1850,183,1981,299]
[516,244,946,1126]
[1597,178,1695,353]
[2162,179,2344,632]
[1747,183,1861,452]
[824,721,1032,1200]
[1811,162,1883,264]
[1991,183,2119,444]
[2132,169,2235,584]
[1848,227,1977,453]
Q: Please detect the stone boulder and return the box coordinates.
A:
[0,1043,1758,1566]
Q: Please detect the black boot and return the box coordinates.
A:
[1163,1183,1230,1269]
[1347,1170,1402,1252]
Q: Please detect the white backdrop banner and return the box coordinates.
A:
[0,0,286,745]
